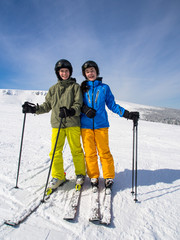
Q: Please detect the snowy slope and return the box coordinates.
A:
[0,89,180,240]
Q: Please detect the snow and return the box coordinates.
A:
[0,89,180,240]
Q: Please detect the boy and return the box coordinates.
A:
[80,60,139,190]
[22,59,86,190]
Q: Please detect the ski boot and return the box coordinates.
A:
[46,176,66,195]
[75,175,85,191]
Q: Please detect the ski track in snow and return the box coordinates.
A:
[0,89,180,240]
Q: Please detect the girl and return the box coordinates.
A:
[80,60,139,189]
[22,59,86,190]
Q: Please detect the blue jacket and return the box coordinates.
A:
[81,78,125,129]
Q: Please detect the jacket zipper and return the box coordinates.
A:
[87,91,91,103]
[95,90,99,103]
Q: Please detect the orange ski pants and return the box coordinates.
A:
[81,128,115,179]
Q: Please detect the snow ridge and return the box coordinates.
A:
[1,88,180,125]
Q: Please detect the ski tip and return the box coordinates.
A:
[63,217,75,221]
[4,220,19,227]
[100,221,111,226]
[89,219,100,224]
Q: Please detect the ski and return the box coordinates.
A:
[89,186,100,222]
[4,199,43,226]
[100,188,112,225]
[4,180,68,227]
[63,184,83,220]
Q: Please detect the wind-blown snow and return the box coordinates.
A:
[0,89,180,240]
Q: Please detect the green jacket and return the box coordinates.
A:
[36,78,83,128]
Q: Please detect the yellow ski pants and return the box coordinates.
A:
[81,128,115,179]
[50,127,86,180]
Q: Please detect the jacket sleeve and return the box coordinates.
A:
[71,84,83,116]
[105,85,125,117]
[36,89,52,114]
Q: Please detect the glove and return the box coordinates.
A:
[123,110,140,121]
[59,107,75,118]
[22,102,36,113]
[81,105,96,118]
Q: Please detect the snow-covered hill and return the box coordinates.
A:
[1,89,180,125]
[0,89,180,240]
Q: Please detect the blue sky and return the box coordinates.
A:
[0,0,180,109]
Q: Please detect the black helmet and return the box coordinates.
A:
[82,60,99,78]
[55,59,73,80]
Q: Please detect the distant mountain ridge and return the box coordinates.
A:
[1,89,180,125]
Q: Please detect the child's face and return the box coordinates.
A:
[85,67,97,81]
[59,68,70,80]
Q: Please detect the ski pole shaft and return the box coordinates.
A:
[42,118,63,202]
[131,123,135,194]
[131,117,138,202]
[15,113,27,188]
[134,123,138,201]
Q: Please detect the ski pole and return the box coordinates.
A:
[131,116,138,202]
[42,118,63,202]
[134,119,138,202]
[15,113,27,188]
[131,121,135,195]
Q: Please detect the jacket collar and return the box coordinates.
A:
[58,77,76,86]
[86,77,102,88]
